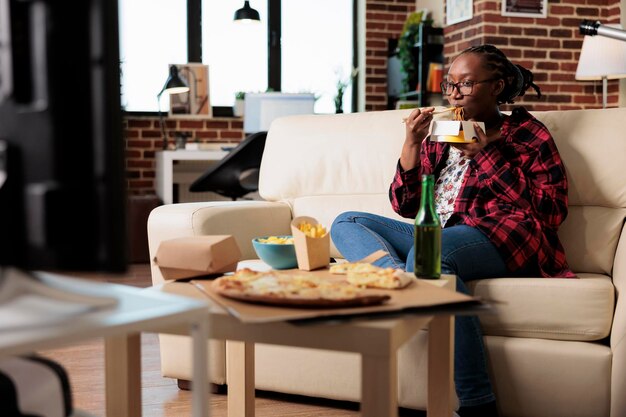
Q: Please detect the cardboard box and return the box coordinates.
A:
[155,235,241,280]
[428,120,485,143]
[290,216,330,271]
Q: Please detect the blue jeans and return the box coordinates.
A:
[331,211,537,407]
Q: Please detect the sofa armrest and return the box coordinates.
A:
[611,222,626,416]
[147,201,292,285]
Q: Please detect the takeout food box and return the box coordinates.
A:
[428,120,485,143]
[154,235,241,280]
[290,216,330,271]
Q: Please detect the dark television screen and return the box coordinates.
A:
[0,0,127,272]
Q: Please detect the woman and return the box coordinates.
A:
[331,44,574,417]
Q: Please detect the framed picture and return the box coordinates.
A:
[169,63,212,119]
[501,0,547,18]
[446,0,473,25]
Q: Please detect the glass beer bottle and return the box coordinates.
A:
[414,174,441,279]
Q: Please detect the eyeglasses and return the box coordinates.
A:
[440,78,499,96]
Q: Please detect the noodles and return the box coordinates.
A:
[401,107,456,124]
[453,107,465,121]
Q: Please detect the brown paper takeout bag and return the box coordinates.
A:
[290,216,330,271]
[155,235,241,280]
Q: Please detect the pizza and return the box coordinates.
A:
[331,263,414,289]
[329,262,381,275]
[211,268,390,307]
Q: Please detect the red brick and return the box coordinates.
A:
[127,119,152,128]
[220,131,244,140]
[125,129,140,138]
[180,120,204,129]
[196,131,219,139]
[499,26,523,35]
[511,38,535,47]
[560,62,578,72]
[550,28,573,38]
[537,62,559,70]
[575,7,600,16]
[524,27,548,36]
[562,40,583,49]
[206,121,228,129]
[573,95,599,104]
[551,73,575,82]
[524,50,547,59]
[536,39,560,48]
[550,5,575,14]
[549,51,572,60]
[560,85,584,93]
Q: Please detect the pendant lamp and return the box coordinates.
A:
[234,1,260,23]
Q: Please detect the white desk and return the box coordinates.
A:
[0,271,210,417]
[156,148,229,205]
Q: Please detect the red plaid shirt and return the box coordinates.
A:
[390,107,575,278]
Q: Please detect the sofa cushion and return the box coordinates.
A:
[533,108,626,209]
[558,206,626,275]
[259,110,409,201]
[467,273,615,341]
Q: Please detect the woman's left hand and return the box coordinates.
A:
[452,123,501,158]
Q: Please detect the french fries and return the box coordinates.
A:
[297,222,327,238]
[258,236,294,244]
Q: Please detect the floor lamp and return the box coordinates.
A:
[575,24,626,108]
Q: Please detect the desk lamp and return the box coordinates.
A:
[157,65,189,149]
[575,23,626,109]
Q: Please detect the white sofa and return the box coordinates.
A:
[148,107,626,417]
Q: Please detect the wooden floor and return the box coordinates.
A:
[36,264,370,417]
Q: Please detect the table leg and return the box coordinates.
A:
[226,340,255,417]
[105,333,142,417]
[427,315,454,417]
[361,351,398,417]
[191,321,209,417]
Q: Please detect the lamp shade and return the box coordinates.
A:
[575,24,626,81]
[234,1,260,23]
[158,65,189,97]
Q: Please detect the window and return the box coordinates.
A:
[119,0,187,112]
[202,1,268,107]
[281,0,353,113]
[119,1,355,113]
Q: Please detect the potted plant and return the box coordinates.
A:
[396,11,433,93]
[334,67,359,114]
[234,91,245,117]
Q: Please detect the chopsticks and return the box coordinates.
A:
[401,107,455,124]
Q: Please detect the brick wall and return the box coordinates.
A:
[365,0,418,111]
[443,0,622,110]
[124,116,243,195]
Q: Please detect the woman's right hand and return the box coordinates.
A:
[400,107,434,171]
[404,107,434,146]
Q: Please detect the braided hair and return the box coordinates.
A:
[461,44,541,104]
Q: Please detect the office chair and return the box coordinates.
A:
[189,131,267,200]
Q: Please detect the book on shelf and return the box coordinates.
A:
[427,63,443,93]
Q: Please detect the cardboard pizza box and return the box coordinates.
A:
[290,216,330,271]
[155,235,241,280]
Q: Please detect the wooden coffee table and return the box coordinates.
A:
[163,275,470,417]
